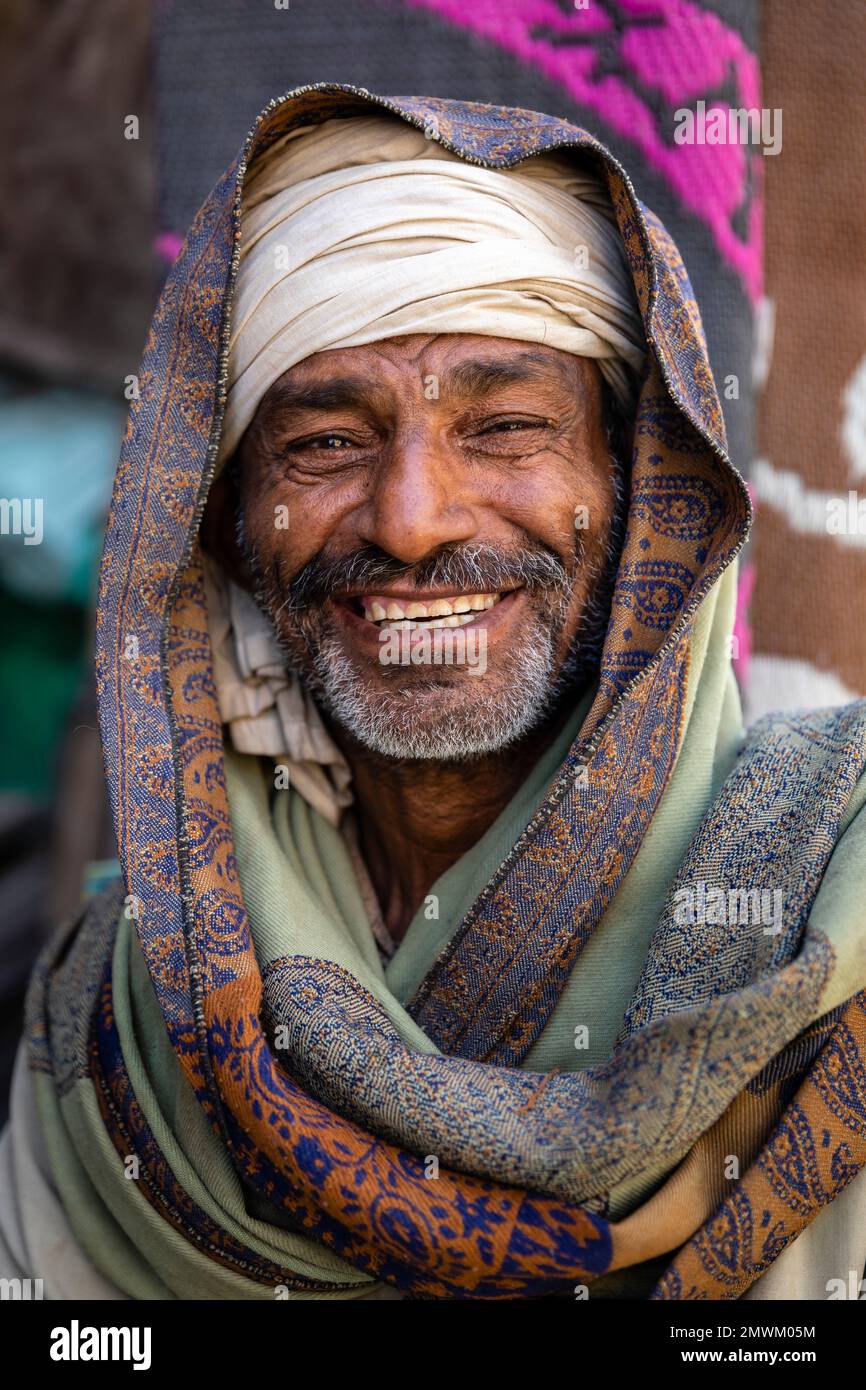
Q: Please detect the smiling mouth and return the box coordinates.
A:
[346,591,507,629]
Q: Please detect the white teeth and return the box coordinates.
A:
[360,591,502,623]
[416,613,474,629]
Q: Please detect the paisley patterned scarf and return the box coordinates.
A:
[22,87,866,1300]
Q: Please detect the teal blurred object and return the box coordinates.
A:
[0,382,124,605]
[0,379,123,795]
[82,858,122,900]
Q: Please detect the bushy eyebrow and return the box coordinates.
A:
[444,352,568,398]
[260,376,376,417]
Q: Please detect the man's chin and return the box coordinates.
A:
[305,650,560,762]
[329,699,547,762]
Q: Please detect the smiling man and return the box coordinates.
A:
[2,87,866,1303]
[233,337,618,761]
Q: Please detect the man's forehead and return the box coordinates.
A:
[257,337,592,416]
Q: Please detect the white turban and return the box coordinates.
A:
[219,114,646,461]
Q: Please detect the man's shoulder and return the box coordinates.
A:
[738,698,866,793]
[24,879,125,1081]
[745,697,866,748]
[693,698,866,864]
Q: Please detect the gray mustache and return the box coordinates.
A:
[286,542,573,612]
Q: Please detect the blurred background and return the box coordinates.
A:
[1,0,864,1121]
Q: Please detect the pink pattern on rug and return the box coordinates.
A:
[733,558,755,684]
[401,0,763,302]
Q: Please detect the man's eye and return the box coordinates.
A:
[477,419,547,436]
[284,433,358,455]
[304,434,354,450]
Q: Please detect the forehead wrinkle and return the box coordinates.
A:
[443,351,575,401]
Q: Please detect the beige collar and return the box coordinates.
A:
[203,556,354,828]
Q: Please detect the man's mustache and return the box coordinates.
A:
[283,541,574,613]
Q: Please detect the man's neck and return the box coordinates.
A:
[331,706,573,944]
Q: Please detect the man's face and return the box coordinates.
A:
[232,333,624,760]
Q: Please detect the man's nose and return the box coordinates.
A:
[357,432,477,564]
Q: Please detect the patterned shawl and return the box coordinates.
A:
[24,86,866,1300]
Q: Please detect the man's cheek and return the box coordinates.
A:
[253,517,304,577]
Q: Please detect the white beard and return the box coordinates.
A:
[296,592,586,761]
